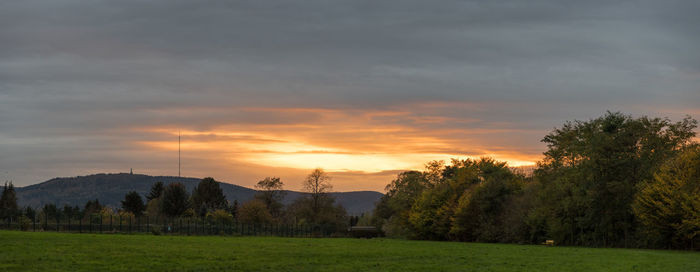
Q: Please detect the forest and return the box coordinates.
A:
[371,112,699,249]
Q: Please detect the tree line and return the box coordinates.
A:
[371,112,699,250]
[0,169,349,233]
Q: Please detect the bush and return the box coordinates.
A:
[18,216,31,231]
[206,209,234,225]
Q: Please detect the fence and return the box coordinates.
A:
[0,215,340,237]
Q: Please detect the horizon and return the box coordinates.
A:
[1,1,699,192]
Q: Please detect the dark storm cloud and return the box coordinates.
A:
[1,0,698,188]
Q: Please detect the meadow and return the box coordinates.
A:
[1,231,698,271]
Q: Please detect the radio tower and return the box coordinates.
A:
[178,130,181,178]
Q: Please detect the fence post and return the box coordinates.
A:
[146,216,149,233]
[32,215,36,232]
[119,214,122,232]
[56,214,59,232]
[79,217,82,233]
[129,216,132,233]
[100,214,103,233]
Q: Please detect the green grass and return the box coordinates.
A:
[1,231,698,271]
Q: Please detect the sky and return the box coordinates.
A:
[1,0,699,192]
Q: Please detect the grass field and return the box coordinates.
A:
[1,231,698,271]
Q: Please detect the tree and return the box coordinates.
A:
[534,112,697,247]
[238,199,273,224]
[303,168,333,220]
[191,177,227,217]
[373,170,429,237]
[146,181,164,202]
[254,177,286,217]
[121,191,145,216]
[633,146,700,249]
[161,183,190,218]
[229,199,239,220]
[291,169,347,231]
[0,181,18,219]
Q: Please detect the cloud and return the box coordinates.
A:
[1,0,698,190]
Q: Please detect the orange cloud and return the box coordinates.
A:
[131,104,544,191]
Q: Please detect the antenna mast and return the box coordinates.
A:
[178,130,181,177]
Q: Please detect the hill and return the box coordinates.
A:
[15,173,383,215]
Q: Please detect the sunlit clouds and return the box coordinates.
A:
[131,105,542,190]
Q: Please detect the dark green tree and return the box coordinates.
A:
[161,183,190,218]
[191,177,227,216]
[533,112,697,247]
[121,191,146,216]
[0,181,18,219]
[146,181,164,202]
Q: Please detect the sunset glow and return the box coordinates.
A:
[1,1,697,192]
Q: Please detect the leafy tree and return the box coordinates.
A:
[121,191,145,216]
[161,183,190,218]
[146,181,164,202]
[0,181,18,219]
[254,177,286,217]
[450,160,522,242]
[534,112,697,247]
[633,146,700,249]
[238,199,273,224]
[373,171,428,237]
[191,177,227,216]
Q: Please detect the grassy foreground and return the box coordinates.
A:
[1,231,698,271]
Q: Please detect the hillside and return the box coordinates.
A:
[15,173,383,215]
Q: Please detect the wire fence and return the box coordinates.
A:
[0,215,341,237]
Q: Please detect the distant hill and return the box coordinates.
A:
[15,173,383,215]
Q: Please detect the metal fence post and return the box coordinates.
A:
[100,214,103,233]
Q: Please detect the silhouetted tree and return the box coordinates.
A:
[303,168,333,220]
[146,181,164,202]
[161,183,190,218]
[121,191,145,216]
[191,177,227,216]
[254,177,286,217]
[0,181,18,219]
